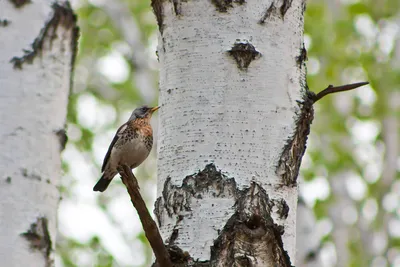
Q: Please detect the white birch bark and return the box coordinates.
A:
[0,1,77,266]
[153,0,308,265]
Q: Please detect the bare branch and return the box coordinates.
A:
[312,81,369,103]
[117,165,172,267]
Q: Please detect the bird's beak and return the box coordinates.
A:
[150,106,160,113]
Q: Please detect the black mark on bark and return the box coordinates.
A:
[8,0,31,8]
[280,0,293,17]
[10,2,79,70]
[21,217,54,267]
[6,177,12,183]
[296,46,308,65]
[167,246,191,265]
[55,129,68,151]
[151,0,186,34]
[151,0,165,34]
[21,168,42,181]
[165,214,183,246]
[276,90,314,186]
[154,164,237,227]
[211,0,245,12]
[259,0,293,24]
[259,3,277,24]
[302,0,307,13]
[228,41,261,71]
[168,229,179,244]
[274,198,290,219]
[172,0,181,15]
[0,19,10,27]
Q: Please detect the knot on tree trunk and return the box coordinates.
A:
[211,182,292,267]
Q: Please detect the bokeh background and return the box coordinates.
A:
[58,0,400,266]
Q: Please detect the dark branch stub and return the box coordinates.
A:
[311,82,369,103]
[276,81,369,186]
[228,41,261,71]
[21,217,53,267]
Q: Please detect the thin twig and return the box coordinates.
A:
[312,81,369,103]
[117,165,172,267]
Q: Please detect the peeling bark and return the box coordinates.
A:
[155,165,294,266]
[155,164,237,228]
[276,92,314,186]
[10,2,78,70]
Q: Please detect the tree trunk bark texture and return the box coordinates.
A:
[153,0,310,266]
[0,1,78,266]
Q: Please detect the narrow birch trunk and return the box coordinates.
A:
[152,0,310,265]
[0,1,78,266]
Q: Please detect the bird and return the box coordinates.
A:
[93,105,159,192]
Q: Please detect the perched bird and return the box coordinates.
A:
[93,105,159,192]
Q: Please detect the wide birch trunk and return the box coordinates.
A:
[153,0,310,265]
[0,1,77,266]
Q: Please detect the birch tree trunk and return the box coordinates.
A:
[153,0,310,265]
[0,1,77,266]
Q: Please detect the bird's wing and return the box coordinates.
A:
[101,122,128,172]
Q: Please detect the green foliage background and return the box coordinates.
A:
[58,0,400,266]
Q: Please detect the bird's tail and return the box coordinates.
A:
[93,175,112,192]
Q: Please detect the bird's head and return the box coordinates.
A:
[129,105,160,121]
